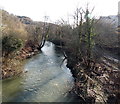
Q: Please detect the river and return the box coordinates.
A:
[2,41,76,102]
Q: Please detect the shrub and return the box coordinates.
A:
[2,35,23,57]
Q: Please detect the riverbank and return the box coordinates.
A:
[2,45,40,79]
[52,39,120,103]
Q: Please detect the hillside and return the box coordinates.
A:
[1,10,42,79]
[2,10,28,40]
[95,15,119,49]
[99,15,118,27]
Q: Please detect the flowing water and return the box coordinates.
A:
[2,41,75,102]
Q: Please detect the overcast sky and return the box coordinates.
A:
[0,0,119,23]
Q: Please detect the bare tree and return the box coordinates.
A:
[38,16,50,49]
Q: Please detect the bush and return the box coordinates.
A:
[2,35,23,56]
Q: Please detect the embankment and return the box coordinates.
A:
[2,45,40,79]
